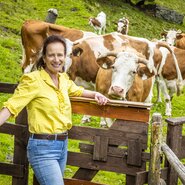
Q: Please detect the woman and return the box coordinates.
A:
[0,35,108,185]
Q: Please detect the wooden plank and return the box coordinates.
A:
[110,119,148,134]
[67,151,145,176]
[166,117,185,125]
[127,139,142,167]
[69,126,148,149]
[0,162,24,177]
[162,143,185,185]
[73,168,98,181]
[0,122,27,137]
[70,97,152,108]
[71,100,150,123]
[0,82,17,93]
[135,168,168,185]
[126,175,135,185]
[93,136,108,161]
[64,178,106,185]
[79,143,150,162]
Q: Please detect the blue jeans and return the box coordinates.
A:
[27,137,68,185]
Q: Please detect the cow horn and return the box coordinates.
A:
[177,29,182,34]
[138,57,148,65]
[106,51,119,57]
[98,51,118,58]
[163,28,168,33]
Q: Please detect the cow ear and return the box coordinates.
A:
[176,34,183,39]
[137,65,154,79]
[96,57,114,69]
[160,32,166,37]
[72,47,83,57]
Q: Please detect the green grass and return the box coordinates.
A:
[0,0,185,184]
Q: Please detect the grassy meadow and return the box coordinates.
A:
[0,0,185,184]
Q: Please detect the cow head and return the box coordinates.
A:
[161,29,182,46]
[97,51,148,99]
[117,17,129,35]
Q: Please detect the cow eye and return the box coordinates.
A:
[130,70,136,75]
[132,70,137,74]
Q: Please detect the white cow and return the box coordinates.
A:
[89,11,106,35]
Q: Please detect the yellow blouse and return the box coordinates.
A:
[4,69,84,134]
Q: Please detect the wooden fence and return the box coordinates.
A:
[0,82,185,185]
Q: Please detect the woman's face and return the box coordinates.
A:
[43,42,65,75]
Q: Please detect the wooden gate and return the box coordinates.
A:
[0,82,151,185]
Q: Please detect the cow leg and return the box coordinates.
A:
[155,76,162,102]
[81,115,91,124]
[160,79,172,116]
[145,77,155,103]
[100,117,114,127]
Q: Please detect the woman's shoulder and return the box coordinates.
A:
[20,70,41,81]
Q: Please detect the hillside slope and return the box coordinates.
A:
[0,0,185,83]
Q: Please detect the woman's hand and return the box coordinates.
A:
[94,92,109,105]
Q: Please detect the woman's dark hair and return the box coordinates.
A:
[36,35,67,69]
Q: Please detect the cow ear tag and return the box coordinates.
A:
[102,63,108,69]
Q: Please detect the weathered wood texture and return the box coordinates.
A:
[64,178,106,185]
[0,162,24,177]
[165,117,184,185]
[0,82,17,93]
[71,97,151,123]
[162,143,185,185]
[148,113,163,185]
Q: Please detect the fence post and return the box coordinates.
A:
[148,113,163,185]
[12,108,29,185]
[165,117,183,185]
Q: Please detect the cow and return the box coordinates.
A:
[117,17,129,35]
[95,52,154,127]
[161,29,185,49]
[89,11,106,35]
[156,29,185,103]
[136,46,185,116]
[21,19,97,73]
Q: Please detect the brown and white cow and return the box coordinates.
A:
[89,11,106,35]
[95,52,154,127]
[155,29,185,104]
[137,46,185,116]
[21,19,97,73]
[161,29,185,49]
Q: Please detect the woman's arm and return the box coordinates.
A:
[81,89,109,105]
[0,108,12,126]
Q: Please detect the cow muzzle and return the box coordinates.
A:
[108,86,126,100]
